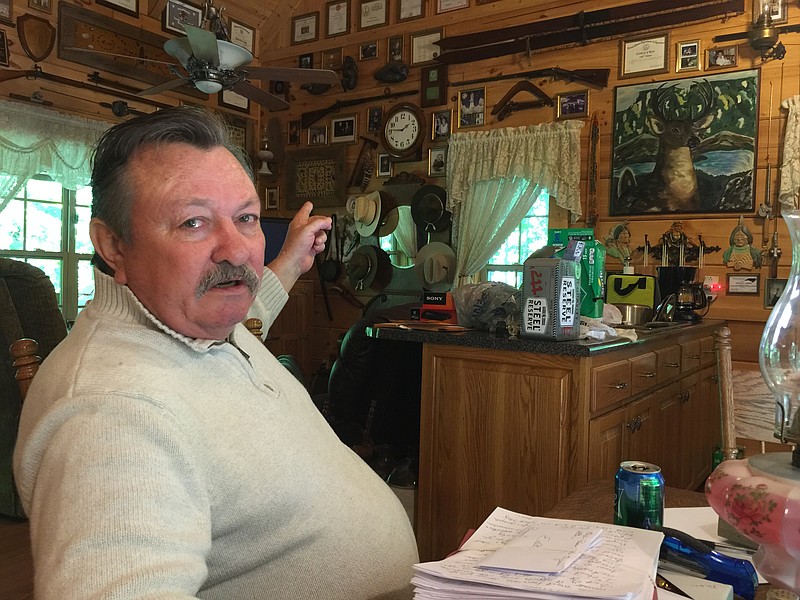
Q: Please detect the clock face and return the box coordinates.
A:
[384,107,422,155]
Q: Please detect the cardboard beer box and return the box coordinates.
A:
[548,228,605,319]
[520,241,583,341]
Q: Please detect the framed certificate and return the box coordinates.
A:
[291,12,319,44]
[411,28,442,66]
[163,0,202,34]
[219,89,250,113]
[96,0,138,18]
[397,0,424,21]
[620,32,669,79]
[229,18,254,53]
[359,0,387,30]
[326,0,350,37]
[437,0,468,13]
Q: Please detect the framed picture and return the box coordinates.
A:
[308,126,328,146]
[765,278,788,308]
[163,0,202,34]
[0,0,12,26]
[432,109,452,140]
[437,0,468,13]
[377,153,392,177]
[428,146,447,177]
[265,187,279,211]
[458,86,485,128]
[285,146,347,209]
[556,90,589,120]
[219,89,250,113]
[322,47,343,70]
[359,0,387,30]
[287,120,301,145]
[619,32,669,79]
[224,114,249,154]
[269,80,289,102]
[610,69,759,216]
[754,0,787,24]
[707,45,738,70]
[411,28,442,66]
[299,53,314,69]
[291,12,319,44]
[388,35,403,61]
[397,0,424,21]
[0,29,8,66]
[421,63,447,108]
[229,18,255,53]
[28,0,51,14]
[326,0,350,37]
[727,273,760,296]
[359,41,377,60]
[676,40,701,72]
[367,106,382,133]
[331,114,357,143]
[96,0,139,18]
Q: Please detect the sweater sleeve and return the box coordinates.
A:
[246,267,289,333]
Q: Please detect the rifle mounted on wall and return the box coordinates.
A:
[452,67,610,90]
[301,88,417,129]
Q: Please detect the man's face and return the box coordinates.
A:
[109,143,265,340]
[733,230,748,247]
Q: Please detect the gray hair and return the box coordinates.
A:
[90,105,254,274]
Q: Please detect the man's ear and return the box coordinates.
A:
[89,218,128,284]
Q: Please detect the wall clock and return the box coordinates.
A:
[381,102,426,159]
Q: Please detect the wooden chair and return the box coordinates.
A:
[10,338,41,403]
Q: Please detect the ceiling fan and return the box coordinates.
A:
[712,4,800,61]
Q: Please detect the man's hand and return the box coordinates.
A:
[268,202,332,292]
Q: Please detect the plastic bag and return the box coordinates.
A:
[453,282,520,333]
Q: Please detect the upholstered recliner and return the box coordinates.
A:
[1,258,68,518]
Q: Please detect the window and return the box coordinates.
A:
[0,176,95,322]
[485,189,549,288]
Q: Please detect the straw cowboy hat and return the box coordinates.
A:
[411,184,451,232]
[354,191,381,237]
[346,244,392,291]
[414,242,456,292]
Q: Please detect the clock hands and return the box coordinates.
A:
[388,123,412,134]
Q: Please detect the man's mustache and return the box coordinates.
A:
[196,262,260,298]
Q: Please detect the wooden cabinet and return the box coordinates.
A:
[264,279,313,377]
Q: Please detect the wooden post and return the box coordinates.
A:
[244,318,263,339]
[11,338,41,403]
[715,326,738,460]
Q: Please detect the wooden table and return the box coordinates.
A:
[0,517,32,600]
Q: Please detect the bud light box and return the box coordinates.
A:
[520,241,583,341]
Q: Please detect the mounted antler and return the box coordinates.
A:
[650,79,715,124]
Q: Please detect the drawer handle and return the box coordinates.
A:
[610,382,629,389]
[687,354,700,359]
[665,362,680,368]
[637,372,656,378]
[681,390,690,403]
[627,416,642,432]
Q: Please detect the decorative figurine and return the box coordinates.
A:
[604,221,634,265]
[722,216,763,271]
[256,133,274,176]
[643,221,721,266]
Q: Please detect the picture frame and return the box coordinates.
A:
[619,32,669,79]
[754,0,787,25]
[458,86,486,128]
[367,106,383,133]
[224,114,250,154]
[421,63,448,108]
[218,89,250,113]
[431,109,452,141]
[269,80,289,102]
[331,114,357,143]
[437,0,468,13]
[96,0,139,18]
[299,53,314,69]
[428,146,447,177]
[377,153,392,177]
[765,278,788,308]
[229,18,255,53]
[676,40,701,72]
[265,187,279,211]
[706,45,738,70]
[610,69,759,216]
[727,273,760,296]
[287,120,301,145]
[358,0,387,30]
[291,12,319,45]
[0,29,8,67]
[285,146,347,209]
[322,47,343,70]
[388,34,403,61]
[411,28,442,66]
[163,0,202,34]
[397,0,424,22]
[28,0,51,15]
[0,0,12,26]
[326,0,350,38]
[308,126,328,146]
[556,90,589,120]
[359,40,377,60]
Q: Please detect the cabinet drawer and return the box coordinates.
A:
[656,345,682,384]
[700,335,716,367]
[630,352,658,396]
[591,359,632,412]
[681,339,701,373]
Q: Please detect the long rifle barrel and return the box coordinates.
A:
[451,67,609,90]
[301,88,416,129]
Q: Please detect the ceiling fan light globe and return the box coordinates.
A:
[216,40,252,70]
[195,79,223,94]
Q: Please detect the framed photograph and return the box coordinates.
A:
[265,187,279,211]
[432,109,452,140]
[377,153,392,177]
[367,106,383,133]
[308,126,328,146]
[619,32,669,79]
[0,29,8,66]
[610,69,759,216]
[223,114,249,154]
[428,146,447,177]
[359,0,387,30]
[765,278,788,308]
[388,35,403,61]
[287,120,301,145]
[269,80,289,102]
[397,0,424,21]
[676,40,701,72]
[229,18,255,53]
[286,146,347,209]
[0,0,12,26]
[556,90,589,120]
[359,40,377,60]
[727,273,760,296]
[299,53,314,69]
[331,114,357,143]
[458,87,485,128]
[291,12,319,44]
[326,0,350,37]
[754,0,787,24]
[163,0,202,34]
[218,89,250,113]
[96,0,139,18]
[437,0,468,13]
[322,47,343,70]
[28,0,51,14]
[411,28,442,66]
[421,63,448,108]
[707,45,738,70]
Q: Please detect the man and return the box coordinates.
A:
[14,106,418,599]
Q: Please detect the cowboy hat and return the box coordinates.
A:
[411,184,451,232]
[354,191,381,237]
[414,242,456,292]
[346,244,392,291]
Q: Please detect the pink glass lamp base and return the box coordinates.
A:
[706,453,800,594]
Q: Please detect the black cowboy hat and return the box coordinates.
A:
[411,184,451,232]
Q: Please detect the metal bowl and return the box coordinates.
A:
[613,303,654,326]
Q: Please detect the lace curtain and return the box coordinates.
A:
[780,95,800,211]
[447,120,584,285]
[0,100,109,214]
[392,205,418,259]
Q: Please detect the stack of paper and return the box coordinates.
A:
[412,507,664,600]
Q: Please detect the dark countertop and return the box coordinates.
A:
[366,319,725,357]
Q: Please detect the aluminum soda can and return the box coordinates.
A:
[614,460,664,530]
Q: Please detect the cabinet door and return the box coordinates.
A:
[653,381,683,487]
[625,394,660,466]
[264,279,313,376]
[587,407,627,481]
[679,371,709,490]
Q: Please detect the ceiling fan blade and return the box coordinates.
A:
[62,46,179,67]
[230,80,289,111]
[246,66,339,85]
[0,69,28,82]
[712,31,750,43]
[184,24,220,66]
[138,78,190,96]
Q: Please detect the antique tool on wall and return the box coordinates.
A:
[586,113,600,227]
[451,66,609,90]
[348,137,379,192]
[768,198,782,279]
[490,80,553,121]
[758,82,775,247]
[301,88,416,129]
